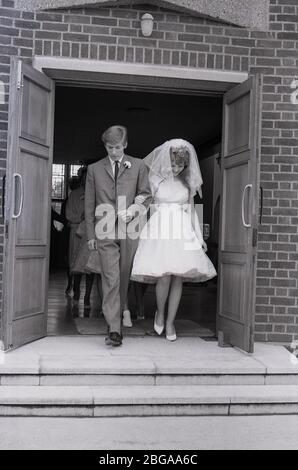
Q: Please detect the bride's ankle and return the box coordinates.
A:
[155,310,164,324]
[166,321,176,333]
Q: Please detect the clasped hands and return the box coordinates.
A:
[117,195,145,223]
[87,205,137,251]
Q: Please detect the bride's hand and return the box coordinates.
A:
[118,209,133,223]
[87,239,97,251]
[135,195,146,205]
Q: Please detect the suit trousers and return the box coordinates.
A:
[97,232,138,334]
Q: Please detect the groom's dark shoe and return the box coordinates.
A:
[105,332,123,347]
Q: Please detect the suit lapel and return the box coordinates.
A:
[117,155,130,180]
[103,157,114,181]
[103,155,131,182]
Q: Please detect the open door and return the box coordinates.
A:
[3,58,54,350]
[217,75,261,353]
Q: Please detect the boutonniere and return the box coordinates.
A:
[124,161,131,169]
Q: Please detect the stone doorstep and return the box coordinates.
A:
[0,354,273,375]
[0,385,298,417]
[1,341,297,380]
[4,370,298,386]
[2,373,296,387]
[2,384,298,405]
[1,404,298,417]
[0,362,269,376]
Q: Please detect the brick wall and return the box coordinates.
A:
[0,0,297,343]
[255,0,298,343]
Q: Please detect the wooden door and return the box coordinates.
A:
[217,76,261,353]
[3,59,54,350]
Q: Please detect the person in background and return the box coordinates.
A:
[66,167,95,310]
[61,176,80,296]
[50,206,66,271]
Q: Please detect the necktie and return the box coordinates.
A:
[114,160,120,181]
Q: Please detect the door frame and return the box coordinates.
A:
[32,56,248,94]
[2,56,254,349]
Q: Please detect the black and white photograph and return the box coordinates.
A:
[0,0,297,453]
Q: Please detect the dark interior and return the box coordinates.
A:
[53,85,222,164]
[48,85,223,338]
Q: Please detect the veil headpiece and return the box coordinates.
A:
[143,139,203,198]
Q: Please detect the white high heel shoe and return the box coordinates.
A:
[122,309,133,328]
[166,325,177,342]
[154,311,164,335]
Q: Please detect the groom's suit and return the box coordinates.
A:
[85,155,151,334]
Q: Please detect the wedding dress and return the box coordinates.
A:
[131,177,217,283]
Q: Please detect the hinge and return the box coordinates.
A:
[17,60,23,90]
[252,227,258,247]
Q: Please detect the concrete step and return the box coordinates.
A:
[2,339,298,386]
[1,354,298,385]
[1,385,298,417]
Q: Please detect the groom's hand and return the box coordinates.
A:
[87,239,97,251]
[117,209,133,223]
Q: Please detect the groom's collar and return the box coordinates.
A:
[107,154,124,167]
[103,154,130,181]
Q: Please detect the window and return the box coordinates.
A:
[52,164,66,200]
[51,164,83,214]
[70,164,81,177]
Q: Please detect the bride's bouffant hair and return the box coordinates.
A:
[170,146,190,166]
[102,125,127,146]
[170,146,191,188]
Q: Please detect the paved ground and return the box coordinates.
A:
[0,415,298,450]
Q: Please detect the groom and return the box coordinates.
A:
[85,125,151,346]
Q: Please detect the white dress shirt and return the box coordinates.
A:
[108,155,124,177]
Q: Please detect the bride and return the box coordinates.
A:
[131,139,217,341]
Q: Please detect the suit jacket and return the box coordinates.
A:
[85,154,152,240]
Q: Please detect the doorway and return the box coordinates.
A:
[3,58,259,353]
[48,86,223,338]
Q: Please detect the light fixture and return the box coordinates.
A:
[141,13,154,37]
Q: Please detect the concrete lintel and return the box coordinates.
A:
[15,0,270,30]
[33,56,248,85]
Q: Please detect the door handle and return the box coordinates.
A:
[241,184,252,228]
[2,175,5,219]
[259,185,263,224]
[12,173,23,219]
